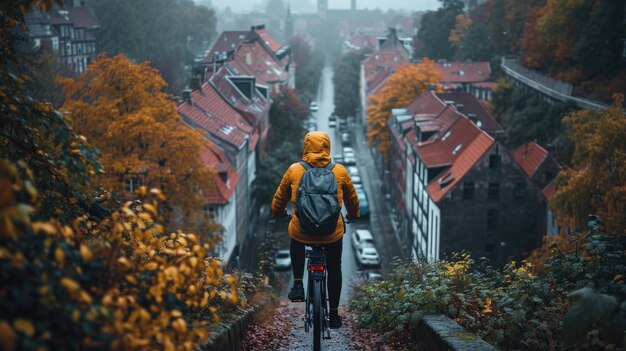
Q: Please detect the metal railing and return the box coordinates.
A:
[501,58,609,110]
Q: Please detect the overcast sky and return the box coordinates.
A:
[203,0,441,13]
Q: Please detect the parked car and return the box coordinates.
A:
[347,166,359,178]
[329,114,337,122]
[333,154,344,164]
[338,118,348,131]
[305,117,317,132]
[351,229,374,250]
[341,132,350,145]
[355,246,380,267]
[343,155,356,165]
[275,249,291,270]
[351,174,362,184]
[343,147,355,155]
[362,270,384,282]
[310,101,319,112]
[356,188,369,217]
[329,120,337,128]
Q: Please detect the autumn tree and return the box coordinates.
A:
[60,54,215,234]
[367,59,441,158]
[550,94,626,235]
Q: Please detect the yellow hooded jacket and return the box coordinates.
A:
[271,131,360,244]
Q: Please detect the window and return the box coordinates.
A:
[487,209,499,231]
[463,182,474,199]
[514,182,526,199]
[124,176,143,193]
[489,154,501,169]
[488,183,500,200]
[544,171,553,183]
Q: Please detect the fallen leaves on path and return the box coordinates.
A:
[239,303,424,351]
[238,302,295,351]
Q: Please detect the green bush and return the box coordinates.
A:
[350,231,626,350]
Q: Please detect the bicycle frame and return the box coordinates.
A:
[304,245,331,350]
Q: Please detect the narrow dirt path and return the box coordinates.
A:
[238,301,419,351]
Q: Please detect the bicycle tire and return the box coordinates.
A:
[312,280,323,351]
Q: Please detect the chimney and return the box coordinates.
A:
[182,89,193,105]
[190,77,200,91]
[351,0,356,10]
[250,26,255,32]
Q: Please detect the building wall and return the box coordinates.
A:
[213,199,237,261]
[437,144,546,266]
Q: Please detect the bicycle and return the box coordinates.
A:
[273,214,353,351]
[302,244,330,351]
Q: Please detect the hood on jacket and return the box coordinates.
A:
[302,131,331,167]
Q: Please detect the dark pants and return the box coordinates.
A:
[290,237,343,310]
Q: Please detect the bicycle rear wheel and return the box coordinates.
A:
[312,280,323,351]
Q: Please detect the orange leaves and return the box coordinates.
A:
[550,94,626,234]
[60,54,215,235]
[367,59,442,158]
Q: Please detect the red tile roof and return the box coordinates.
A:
[66,7,97,29]
[362,50,408,78]
[417,115,485,167]
[367,68,393,95]
[435,92,503,132]
[249,132,259,152]
[256,28,283,52]
[406,91,446,115]
[473,81,498,89]
[512,142,548,178]
[229,41,289,85]
[436,62,491,83]
[200,146,239,205]
[191,83,253,134]
[542,178,556,200]
[426,128,494,203]
[202,31,249,64]
[346,33,377,51]
[178,102,248,148]
[209,66,270,128]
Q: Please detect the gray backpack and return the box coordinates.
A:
[295,161,340,236]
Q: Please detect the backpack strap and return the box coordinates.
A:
[300,161,335,170]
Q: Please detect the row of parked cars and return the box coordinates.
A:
[351,229,381,268]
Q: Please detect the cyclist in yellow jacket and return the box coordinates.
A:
[272,131,360,328]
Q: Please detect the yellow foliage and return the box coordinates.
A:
[550,94,626,235]
[449,14,472,47]
[13,319,35,337]
[367,59,442,160]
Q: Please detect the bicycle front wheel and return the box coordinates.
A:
[312,279,323,351]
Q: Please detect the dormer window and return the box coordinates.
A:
[452,144,462,155]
